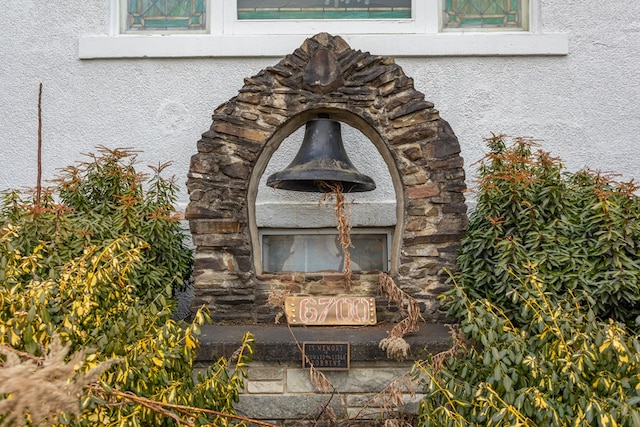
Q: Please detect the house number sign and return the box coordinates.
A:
[284,296,377,326]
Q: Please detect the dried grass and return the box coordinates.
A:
[267,286,291,324]
[284,323,346,425]
[319,182,353,291]
[378,273,424,361]
[0,334,120,426]
[428,324,468,373]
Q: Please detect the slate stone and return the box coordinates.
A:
[185,33,467,323]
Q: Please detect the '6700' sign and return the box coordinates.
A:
[284,296,377,326]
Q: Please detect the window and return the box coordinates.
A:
[237,0,412,21]
[443,0,528,30]
[120,1,529,34]
[78,0,568,58]
[261,229,391,273]
[123,0,207,32]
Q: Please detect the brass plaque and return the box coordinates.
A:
[303,342,350,370]
[284,296,377,326]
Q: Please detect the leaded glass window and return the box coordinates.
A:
[237,0,411,20]
[125,0,206,32]
[443,0,528,30]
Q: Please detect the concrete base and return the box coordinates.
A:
[196,324,452,426]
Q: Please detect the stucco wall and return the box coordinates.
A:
[2,1,639,215]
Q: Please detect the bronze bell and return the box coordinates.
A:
[267,118,376,193]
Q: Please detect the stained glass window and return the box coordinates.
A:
[125,0,206,32]
[237,0,411,20]
[443,0,528,30]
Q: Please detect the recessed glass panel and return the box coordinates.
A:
[237,0,411,20]
[125,0,206,32]
[262,231,389,273]
[443,0,528,30]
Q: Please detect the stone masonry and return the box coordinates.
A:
[186,33,467,323]
[196,324,453,425]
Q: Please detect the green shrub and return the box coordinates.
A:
[1,146,192,300]
[450,135,640,328]
[0,231,253,426]
[0,148,252,426]
[416,273,640,426]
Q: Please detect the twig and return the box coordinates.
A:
[36,82,43,210]
[89,385,279,427]
[0,344,45,366]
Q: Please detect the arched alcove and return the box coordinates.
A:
[255,119,396,229]
[250,110,400,275]
[186,33,467,323]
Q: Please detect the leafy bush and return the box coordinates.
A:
[450,135,640,327]
[417,135,640,426]
[416,273,640,426]
[0,148,252,426]
[1,146,192,300]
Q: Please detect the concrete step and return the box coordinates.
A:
[196,323,453,362]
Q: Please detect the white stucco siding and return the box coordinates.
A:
[1,1,639,219]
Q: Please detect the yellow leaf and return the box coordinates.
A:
[151,357,163,367]
[9,329,20,346]
[185,334,196,350]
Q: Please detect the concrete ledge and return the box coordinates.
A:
[196,323,453,363]
[79,33,569,59]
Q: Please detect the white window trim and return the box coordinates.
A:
[79,0,568,59]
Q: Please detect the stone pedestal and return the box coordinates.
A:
[196,324,452,426]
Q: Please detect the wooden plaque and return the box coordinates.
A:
[284,296,377,326]
[303,342,350,370]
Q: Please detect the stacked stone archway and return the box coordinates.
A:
[186,33,467,323]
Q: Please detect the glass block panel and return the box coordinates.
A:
[237,0,411,20]
[443,0,527,29]
[126,0,206,32]
[262,232,388,273]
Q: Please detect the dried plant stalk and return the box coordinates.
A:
[309,364,333,394]
[284,323,342,424]
[88,385,280,427]
[266,286,291,324]
[378,272,424,361]
[429,324,468,373]
[354,371,417,423]
[319,181,353,290]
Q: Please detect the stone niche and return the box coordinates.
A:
[186,33,467,324]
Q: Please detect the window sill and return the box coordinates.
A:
[78,32,569,59]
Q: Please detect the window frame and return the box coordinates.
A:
[78,0,568,58]
[259,227,393,274]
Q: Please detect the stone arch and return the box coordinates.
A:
[186,33,467,323]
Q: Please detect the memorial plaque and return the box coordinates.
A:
[284,296,377,326]
[303,342,350,370]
